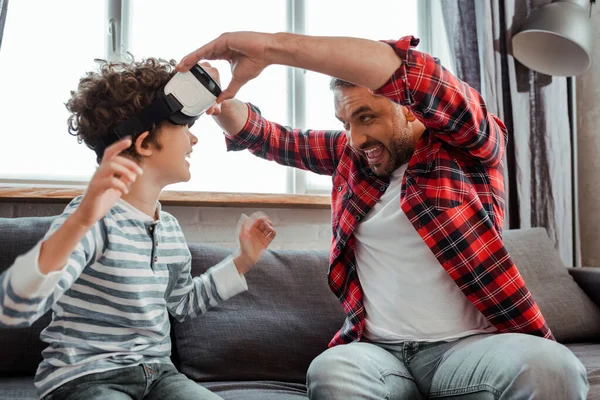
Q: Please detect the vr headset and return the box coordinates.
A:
[95,64,221,159]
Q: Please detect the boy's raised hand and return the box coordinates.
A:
[74,138,143,228]
[234,212,276,275]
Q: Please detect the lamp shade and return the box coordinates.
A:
[512,1,593,76]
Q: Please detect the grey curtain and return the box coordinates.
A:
[0,0,7,51]
[442,0,574,266]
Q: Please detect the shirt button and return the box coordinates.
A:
[337,186,342,192]
[154,256,158,263]
[336,245,341,250]
[380,186,386,191]
[148,226,154,232]
[355,215,361,221]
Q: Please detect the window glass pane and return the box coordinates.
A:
[0,0,105,182]
[129,0,289,193]
[304,0,419,191]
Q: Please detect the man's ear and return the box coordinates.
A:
[403,107,418,123]
[134,131,153,157]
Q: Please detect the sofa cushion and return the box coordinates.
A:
[0,217,55,376]
[202,381,308,400]
[565,343,600,400]
[173,244,345,384]
[0,377,38,400]
[504,228,600,343]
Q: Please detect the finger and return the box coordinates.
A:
[100,160,140,184]
[102,137,132,163]
[216,77,245,103]
[264,227,276,241]
[205,103,222,116]
[101,176,129,195]
[112,155,144,176]
[177,39,221,72]
[250,216,271,231]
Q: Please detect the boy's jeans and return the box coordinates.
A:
[43,363,221,400]
[307,333,589,399]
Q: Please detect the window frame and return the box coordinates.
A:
[0,0,436,196]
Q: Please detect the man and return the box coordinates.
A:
[178,32,588,399]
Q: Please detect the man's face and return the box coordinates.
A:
[334,86,416,177]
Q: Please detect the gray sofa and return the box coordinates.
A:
[1,216,599,400]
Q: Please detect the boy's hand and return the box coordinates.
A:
[73,138,143,228]
[234,212,276,275]
[199,62,223,116]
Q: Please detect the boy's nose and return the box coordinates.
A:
[189,132,198,146]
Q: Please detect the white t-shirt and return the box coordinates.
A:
[354,164,496,343]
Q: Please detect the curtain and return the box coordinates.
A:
[441,0,574,266]
[0,0,8,51]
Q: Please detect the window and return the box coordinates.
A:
[0,0,105,184]
[127,0,289,193]
[0,0,446,194]
[302,0,421,193]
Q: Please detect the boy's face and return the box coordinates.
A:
[146,122,198,186]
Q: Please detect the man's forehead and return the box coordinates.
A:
[334,88,379,120]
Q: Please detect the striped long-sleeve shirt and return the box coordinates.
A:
[0,197,247,398]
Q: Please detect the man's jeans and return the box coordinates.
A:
[307,333,589,399]
[43,363,222,400]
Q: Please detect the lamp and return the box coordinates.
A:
[512,0,595,76]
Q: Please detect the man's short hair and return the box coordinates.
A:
[329,77,357,91]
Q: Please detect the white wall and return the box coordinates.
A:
[0,203,332,251]
[577,8,600,267]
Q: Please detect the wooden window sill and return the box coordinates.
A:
[0,187,331,210]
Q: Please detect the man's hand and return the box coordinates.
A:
[177,31,402,100]
[233,212,276,275]
[177,32,275,103]
[73,138,143,228]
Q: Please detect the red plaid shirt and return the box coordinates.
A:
[226,36,553,346]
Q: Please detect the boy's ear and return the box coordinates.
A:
[134,131,153,157]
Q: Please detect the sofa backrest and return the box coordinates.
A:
[172,244,343,384]
[1,215,599,382]
[502,228,600,342]
[0,215,344,382]
[0,216,55,376]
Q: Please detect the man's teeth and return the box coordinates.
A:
[364,146,382,155]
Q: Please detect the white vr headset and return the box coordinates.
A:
[95,64,221,159]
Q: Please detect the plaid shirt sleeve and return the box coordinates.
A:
[225,103,346,176]
[373,36,508,167]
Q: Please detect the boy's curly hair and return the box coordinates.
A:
[66,57,177,163]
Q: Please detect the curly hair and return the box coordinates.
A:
[66,57,177,163]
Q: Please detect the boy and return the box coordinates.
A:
[0,57,276,400]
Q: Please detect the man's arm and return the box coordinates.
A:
[214,98,347,176]
[373,38,507,166]
[180,32,506,166]
[178,32,401,100]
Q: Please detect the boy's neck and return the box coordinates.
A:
[121,179,163,220]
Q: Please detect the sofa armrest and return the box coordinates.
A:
[568,267,600,307]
